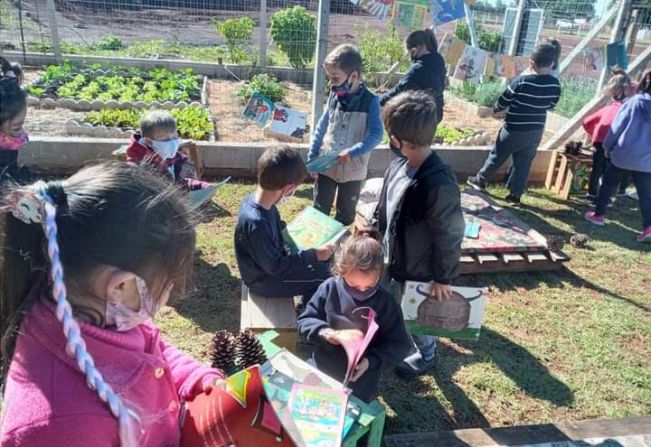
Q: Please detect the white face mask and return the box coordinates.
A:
[152,138,180,160]
[105,278,169,331]
[277,187,296,205]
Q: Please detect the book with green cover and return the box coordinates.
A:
[283,206,346,254]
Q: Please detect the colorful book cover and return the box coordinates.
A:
[186,177,231,211]
[454,46,488,83]
[243,92,275,126]
[401,282,487,341]
[606,41,628,70]
[438,33,467,67]
[431,0,466,26]
[180,366,295,447]
[339,308,380,386]
[305,153,339,174]
[354,0,395,20]
[288,384,349,447]
[283,206,345,254]
[269,106,308,140]
[392,0,428,28]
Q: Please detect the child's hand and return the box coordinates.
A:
[310,172,319,180]
[320,328,340,345]
[314,244,334,261]
[337,149,352,163]
[350,357,369,382]
[332,328,364,345]
[429,282,452,301]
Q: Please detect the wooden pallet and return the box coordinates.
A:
[384,415,651,447]
[460,249,570,274]
[545,150,593,200]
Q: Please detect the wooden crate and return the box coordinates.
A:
[545,150,593,200]
[459,249,570,274]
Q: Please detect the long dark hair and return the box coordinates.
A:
[1,162,196,445]
[639,69,651,95]
[0,57,26,129]
[406,29,438,53]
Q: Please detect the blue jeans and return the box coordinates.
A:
[477,126,544,197]
[596,165,651,229]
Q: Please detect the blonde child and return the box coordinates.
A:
[297,236,412,402]
[0,163,224,446]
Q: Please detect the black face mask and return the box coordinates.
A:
[340,278,379,302]
[389,137,406,159]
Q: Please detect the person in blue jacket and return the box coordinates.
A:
[585,69,651,243]
[380,28,447,124]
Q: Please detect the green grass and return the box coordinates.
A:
[158,182,650,435]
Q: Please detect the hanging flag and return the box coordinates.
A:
[454,46,488,83]
[606,41,628,70]
[431,0,466,26]
[392,0,429,28]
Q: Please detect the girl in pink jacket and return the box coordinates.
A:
[0,162,224,446]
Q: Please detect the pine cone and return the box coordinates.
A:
[570,233,590,248]
[235,329,267,369]
[547,235,565,252]
[210,330,236,372]
[564,141,582,156]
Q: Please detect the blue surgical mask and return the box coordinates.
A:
[340,278,379,302]
[152,138,180,160]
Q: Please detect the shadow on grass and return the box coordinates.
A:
[381,327,573,434]
[195,201,231,223]
[170,258,241,333]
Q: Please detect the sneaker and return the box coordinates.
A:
[505,194,521,207]
[466,176,486,191]
[394,350,436,379]
[584,210,605,226]
[636,226,651,243]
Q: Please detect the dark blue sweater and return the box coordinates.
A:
[297,277,412,399]
[234,195,324,293]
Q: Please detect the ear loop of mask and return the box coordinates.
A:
[32,181,143,447]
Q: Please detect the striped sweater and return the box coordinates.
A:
[494,73,561,131]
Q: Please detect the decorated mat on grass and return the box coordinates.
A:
[461,190,548,254]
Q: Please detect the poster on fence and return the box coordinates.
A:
[583,47,605,72]
[430,0,466,26]
[484,54,516,79]
[352,0,395,21]
[438,33,467,67]
[266,106,308,142]
[392,0,429,28]
[243,92,274,126]
[606,41,628,70]
[454,46,488,83]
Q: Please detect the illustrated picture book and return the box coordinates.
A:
[283,206,348,254]
[243,92,275,126]
[454,46,488,83]
[268,106,309,142]
[180,365,295,447]
[305,153,340,174]
[401,282,488,341]
[187,177,231,211]
[288,384,349,447]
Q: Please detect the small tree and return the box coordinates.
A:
[215,17,254,64]
[270,6,316,69]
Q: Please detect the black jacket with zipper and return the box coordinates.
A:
[372,151,465,284]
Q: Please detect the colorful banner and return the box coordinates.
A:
[431,0,466,26]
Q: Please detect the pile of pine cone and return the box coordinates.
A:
[210,329,268,374]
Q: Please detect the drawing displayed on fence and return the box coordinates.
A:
[583,47,605,72]
[243,92,275,126]
[392,0,429,28]
[454,46,488,83]
[438,33,468,67]
[430,0,467,26]
[351,0,395,20]
[269,106,308,140]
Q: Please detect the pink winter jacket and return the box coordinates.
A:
[0,298,224,446]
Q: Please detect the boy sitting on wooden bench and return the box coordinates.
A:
[234,145,333,303]
[125,110,209,190]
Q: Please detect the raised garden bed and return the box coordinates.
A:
[26,62,208,111]
[64,106,215,140]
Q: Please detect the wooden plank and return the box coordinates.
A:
[549,250,571,263]
[460,255,475,264]
[384,416,651,447]
[561,166,574,200]
[500,253,525,264]
[475,254,499,265]
[240,285,297,330]
[524,253,550,264]
[544,150,560,189]
[553,155,568,194]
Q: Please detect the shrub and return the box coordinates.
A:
[358,27,409,74]
[555,77,596,118]
[455,21,503,53]
[270,6,316,69]
[215,17,254,64]
[472,81,503,107]
[92,36,124,51]
[237,74,285,104]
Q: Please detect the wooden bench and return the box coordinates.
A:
[240,284,298,353]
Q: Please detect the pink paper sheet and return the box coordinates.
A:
[340,308,379,386]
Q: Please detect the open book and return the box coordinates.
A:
[305,153,339,174]
[338,308,380,386]
[283,206,349,254]
[187,177,231,211]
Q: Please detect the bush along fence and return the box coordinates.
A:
[26,62,208,111]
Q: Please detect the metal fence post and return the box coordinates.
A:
[311,0,330,131]
[259,0,267,70]
[597,0,632,90]
[464,3,479,48]
[45,0,61,61]
[508,0,527,56]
